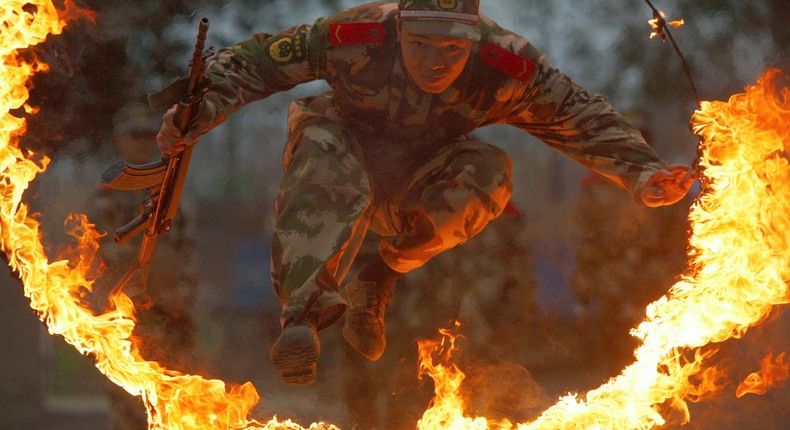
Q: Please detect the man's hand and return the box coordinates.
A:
[640,164,696,207]
[156,105,202,157]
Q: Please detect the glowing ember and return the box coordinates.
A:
[2,2,789,429]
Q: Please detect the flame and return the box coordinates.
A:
[648,10,685,39]
[417,322,512,430]
[414,70,790,429]
[4,2,790,429]
[522,68,789,428]
[416,323,473,429]
[1,3,330,430]
[736,352,790,398]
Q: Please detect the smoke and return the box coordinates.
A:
[21,14,131,158]
[458,359,552,424]
[20,1,218,158]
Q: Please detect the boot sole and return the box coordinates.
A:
[271,325,320,386]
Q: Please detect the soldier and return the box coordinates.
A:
[91,103,197,429]
[155,0,695,386]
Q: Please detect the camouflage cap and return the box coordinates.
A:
[398,0,481,42]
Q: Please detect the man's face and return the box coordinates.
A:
[398,22,474,94]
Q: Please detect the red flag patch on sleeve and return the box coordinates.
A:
[330,23,386,46]
[480,42,536,83]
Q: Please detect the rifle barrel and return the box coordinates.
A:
[174,18,210,132]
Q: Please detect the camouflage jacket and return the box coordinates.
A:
[198,1,668,197]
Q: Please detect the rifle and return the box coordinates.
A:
[100,18,213,294]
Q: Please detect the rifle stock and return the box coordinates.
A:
[105,18,212,293]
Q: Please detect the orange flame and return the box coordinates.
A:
[523,69,789,428]
[4,2,790,429]
[648,10,685,39]
[0,3,332,430]
[736,352,790,398]
[416,322,512,430]
[417,323,472,429]
[412,71,790,429]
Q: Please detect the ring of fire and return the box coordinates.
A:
[1,2,788,429]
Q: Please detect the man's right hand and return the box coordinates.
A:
[156,105,202,156]
[639,164,696,207]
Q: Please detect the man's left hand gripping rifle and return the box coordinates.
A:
[100,18,213,295]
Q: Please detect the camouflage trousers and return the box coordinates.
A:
[272,94,512,330]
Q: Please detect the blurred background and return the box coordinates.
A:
[1,0,788,429]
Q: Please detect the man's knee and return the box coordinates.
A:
[457,141,512,186]
[439,142,513,216]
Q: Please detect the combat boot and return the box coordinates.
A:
[270,286,348,385]
[270,302,322,386]
[342,276,394,361]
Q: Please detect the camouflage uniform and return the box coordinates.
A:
[191,2,669,336]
